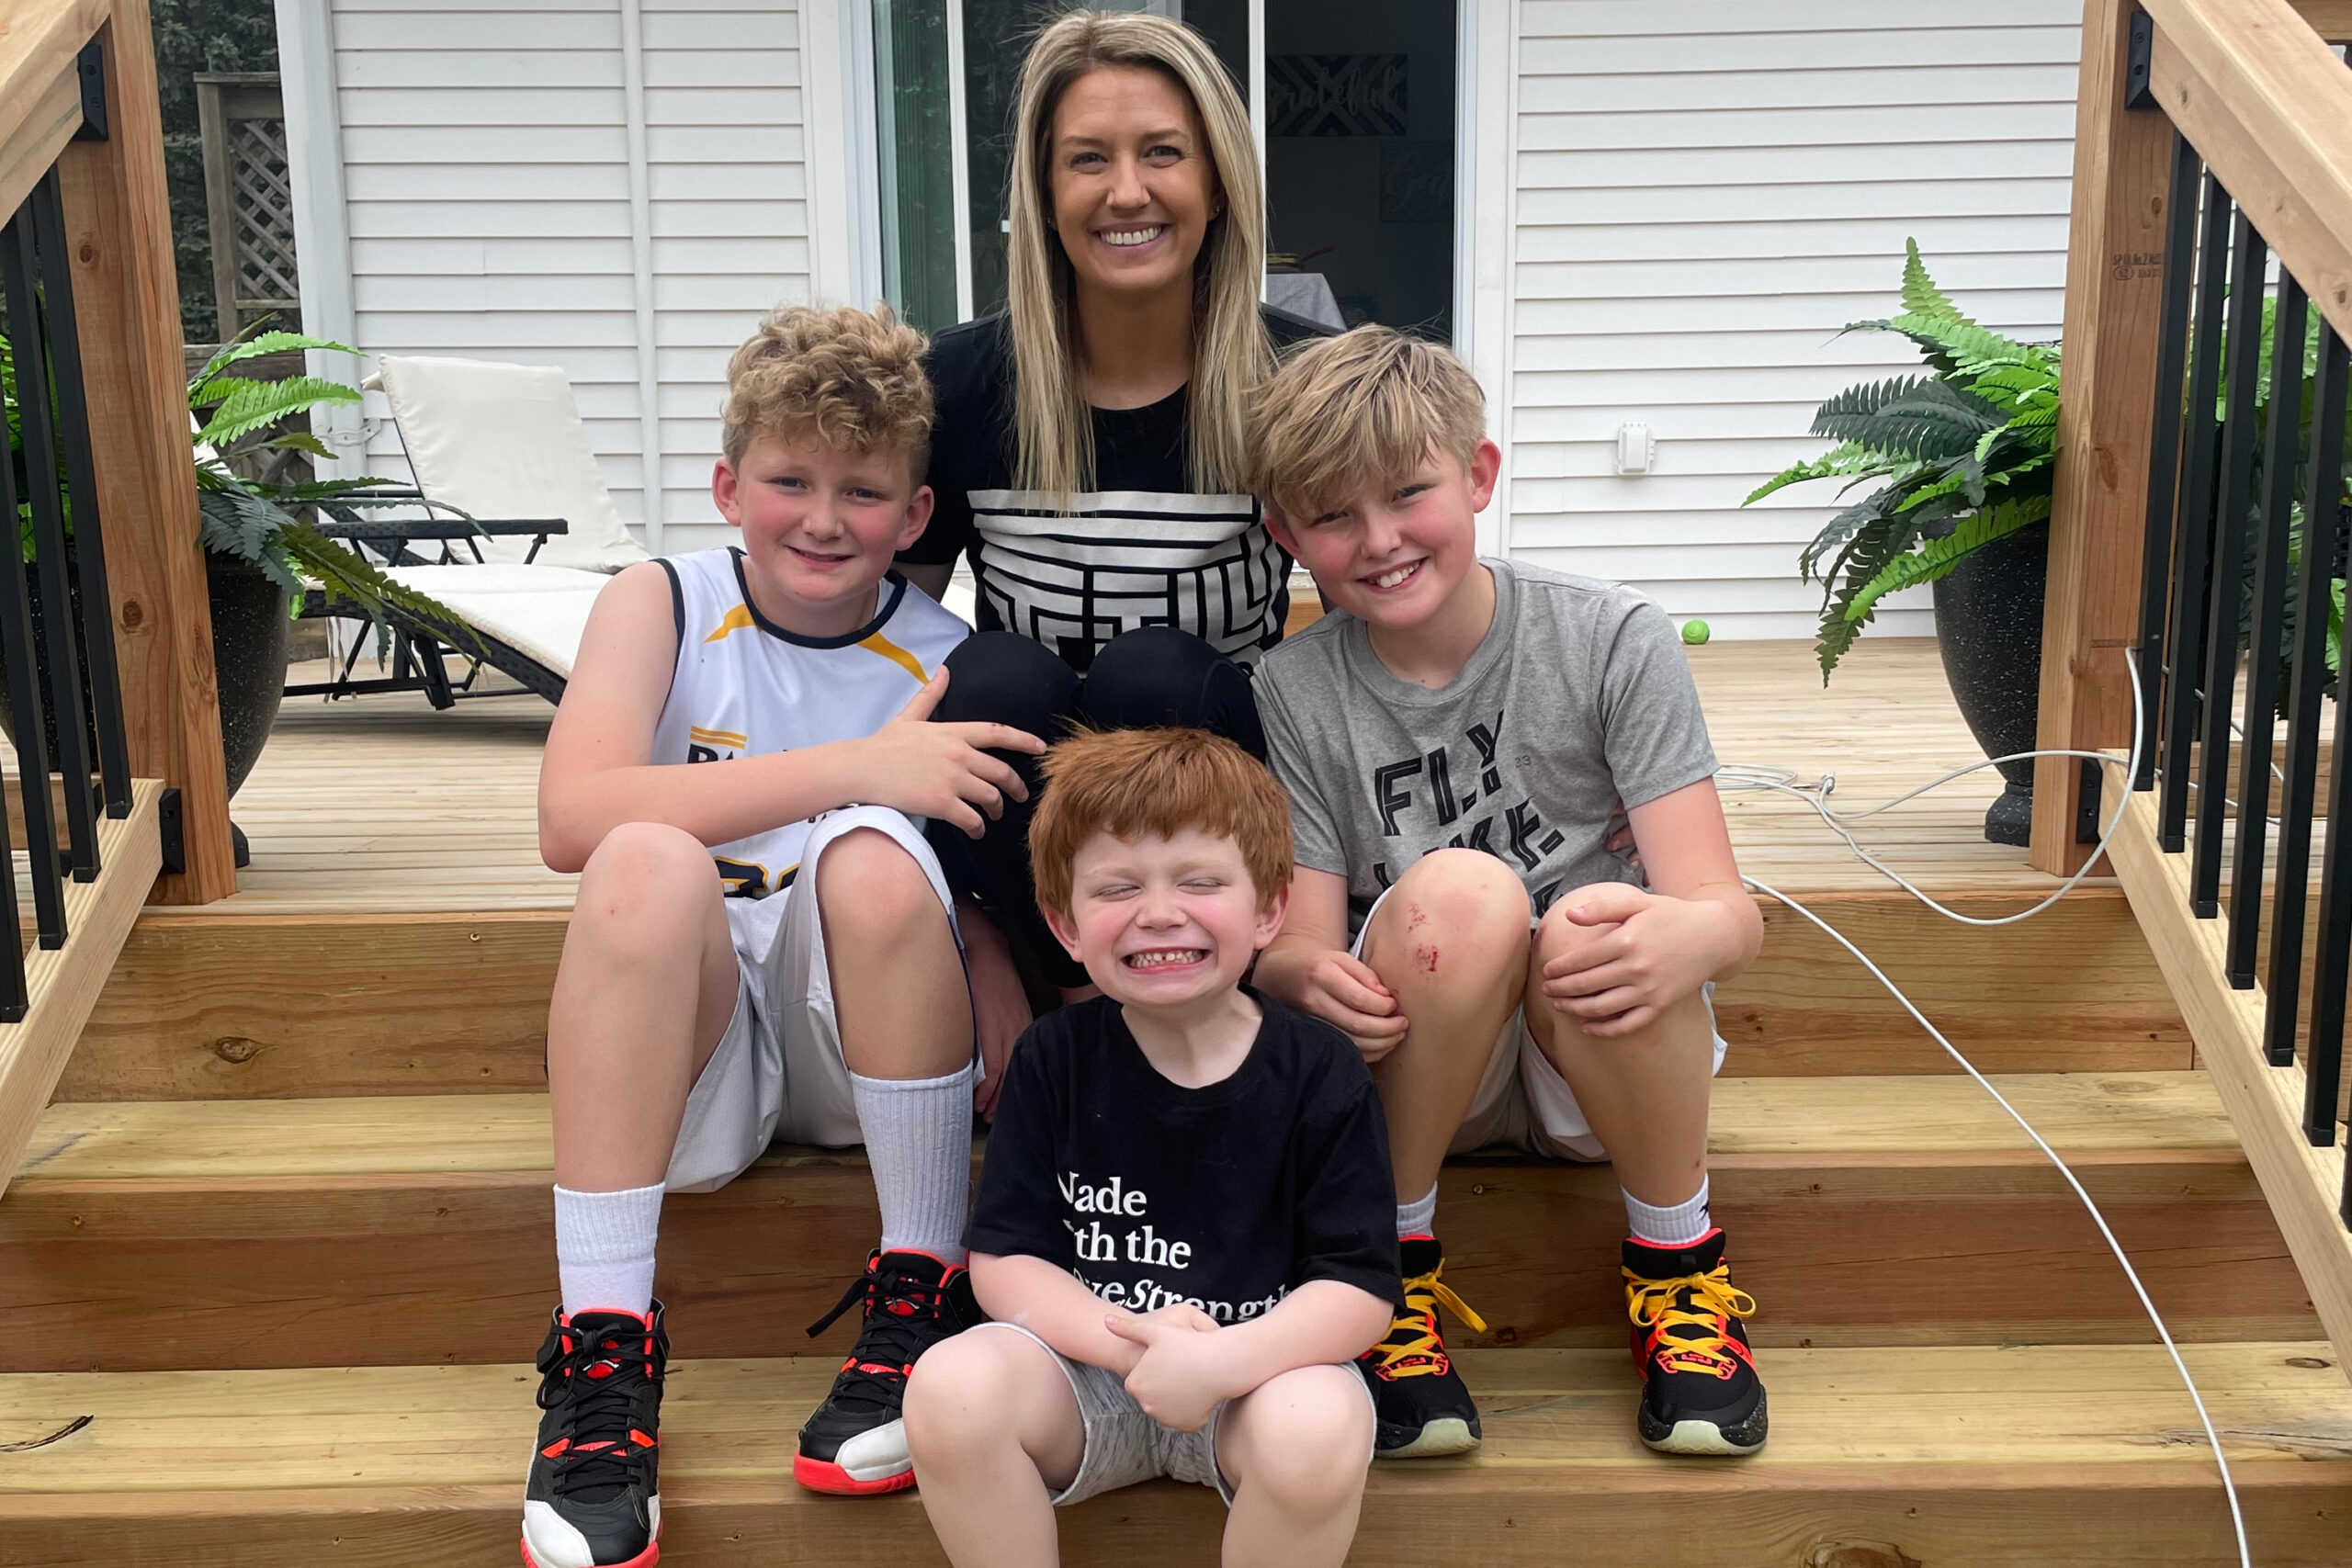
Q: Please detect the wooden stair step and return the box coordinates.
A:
[4,1343,2347,1567]
[3,1074,2312,1371]
[60,889,2188,1104]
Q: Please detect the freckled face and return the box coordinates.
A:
[1046,65,1222,309]
[1046,829,1284,1009]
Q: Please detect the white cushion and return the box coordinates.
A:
[384,562,612,680]
[372,355,652,574]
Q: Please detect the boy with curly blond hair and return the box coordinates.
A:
[521,303,1049,1568]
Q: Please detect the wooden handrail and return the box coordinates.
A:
[2147,0,2352,346]
[0,1,104,171]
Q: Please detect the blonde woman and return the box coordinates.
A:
[899,9,1328,1004]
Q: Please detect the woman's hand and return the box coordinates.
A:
[841,668,1046,838]
[959,902,1031,1119]
[1537,885,1734,1037]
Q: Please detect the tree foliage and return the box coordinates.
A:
[153,0,281,341]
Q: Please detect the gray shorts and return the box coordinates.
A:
[1352,880,1726,1161]
[663,805,964,1193]
[972,1322,1375,1507]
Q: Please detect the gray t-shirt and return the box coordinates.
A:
[1257,558,1718,935]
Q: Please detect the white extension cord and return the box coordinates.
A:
[1721,650,2253,1568]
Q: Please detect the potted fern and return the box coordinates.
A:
[189,329,477,807]
[1745,242,2060,844]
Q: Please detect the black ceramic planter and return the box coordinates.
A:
[1929,520,2050,847]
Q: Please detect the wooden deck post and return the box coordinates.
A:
[54,2,238,904]
[2030,0,2181,876]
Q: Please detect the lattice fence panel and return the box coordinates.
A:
[197,74,298,340]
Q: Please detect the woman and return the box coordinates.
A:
[900,10,1327,1000]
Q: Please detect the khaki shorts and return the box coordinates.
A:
[971,1322,1375,1507]
[1351,880,1726,1162]
[663,805,965,1193]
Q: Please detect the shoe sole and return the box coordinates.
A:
[793,1453,917,1495]
[521,1539,658,1568]
[1374,1417,1482,1460]
[1640,1419,1766,1456]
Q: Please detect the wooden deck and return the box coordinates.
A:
[203,637,2075,917]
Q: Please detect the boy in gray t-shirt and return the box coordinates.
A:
[1246,327,1770,1467]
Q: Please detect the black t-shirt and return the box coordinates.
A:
[967,992,1405,1323]
[902,307,1331,673]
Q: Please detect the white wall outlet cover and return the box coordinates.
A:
[1615,423,1655,475]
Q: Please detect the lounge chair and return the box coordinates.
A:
[291,355,648,707]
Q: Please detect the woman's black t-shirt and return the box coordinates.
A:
[966,992,1405,1323]
[902,307,1331,673]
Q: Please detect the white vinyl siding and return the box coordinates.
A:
[332,0,809,554]
[1505,0,2079,640]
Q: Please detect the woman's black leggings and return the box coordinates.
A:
[927,627,1265,988]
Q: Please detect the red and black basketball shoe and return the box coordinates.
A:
[1355,1235,1487,1459]
[522,1303,668,1568]
[795,1249,981,1495]
[1622,1229,1768,1455]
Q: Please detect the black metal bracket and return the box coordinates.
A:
[2075,757,2106,843]
[73,40,108,141]
[2125,10,2156,110]
[157,786,184,875]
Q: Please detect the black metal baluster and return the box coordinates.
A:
[2136,135,2203,792]
[0,212,65,949]
[2162,174,2234,849]
[2266,327,2345,1066]
[2,209,98,884]
[2300,329,2352,1145]
[2226,276,2307,986]
[2189,209,2268,917]
[30,171,130,820]
[0,302,32,1018]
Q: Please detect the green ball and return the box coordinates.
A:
[1681,619,1712,646]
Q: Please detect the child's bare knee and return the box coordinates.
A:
[814,827,943,937]
[573,822,719,938]
[1227,1367,1373,1514]
[1371,851,1530,988]
[903,1334,1015,1465]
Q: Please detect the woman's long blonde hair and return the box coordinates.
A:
[1004,10,1270,503]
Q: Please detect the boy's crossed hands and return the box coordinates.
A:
[1102,1304,1227,1431]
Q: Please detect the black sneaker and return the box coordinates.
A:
[795,1249,981,1495]
[1355,1235,1487,1459]
[521,1303,668,1568]
[1623,1229,1768,1455]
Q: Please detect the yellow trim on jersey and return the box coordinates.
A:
[690,725,750,750]
[855,630,929,685]
[704,604,757,643]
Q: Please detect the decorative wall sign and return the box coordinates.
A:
[1267,54,1408,138]
[1381,140,1453,223]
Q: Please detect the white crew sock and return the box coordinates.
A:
[1623,1177,1713,1247]
[553,1181,664,1317]
[1396,1181,1438,1240]
[851,1064,975,1264]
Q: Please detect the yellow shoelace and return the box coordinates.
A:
[1623,1263,1758,1379]
[1366,1258,1488,1379]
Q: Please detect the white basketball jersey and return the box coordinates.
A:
[652,547,969,898]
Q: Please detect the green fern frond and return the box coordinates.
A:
[1813,378,2004,461]
[1899,238,1977,327]
[1842,495,2054,624]
[191,330,358,392]
[193,376,363,449]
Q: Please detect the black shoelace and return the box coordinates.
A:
[536,1318,662,1500]
[806,1259,955,1416]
